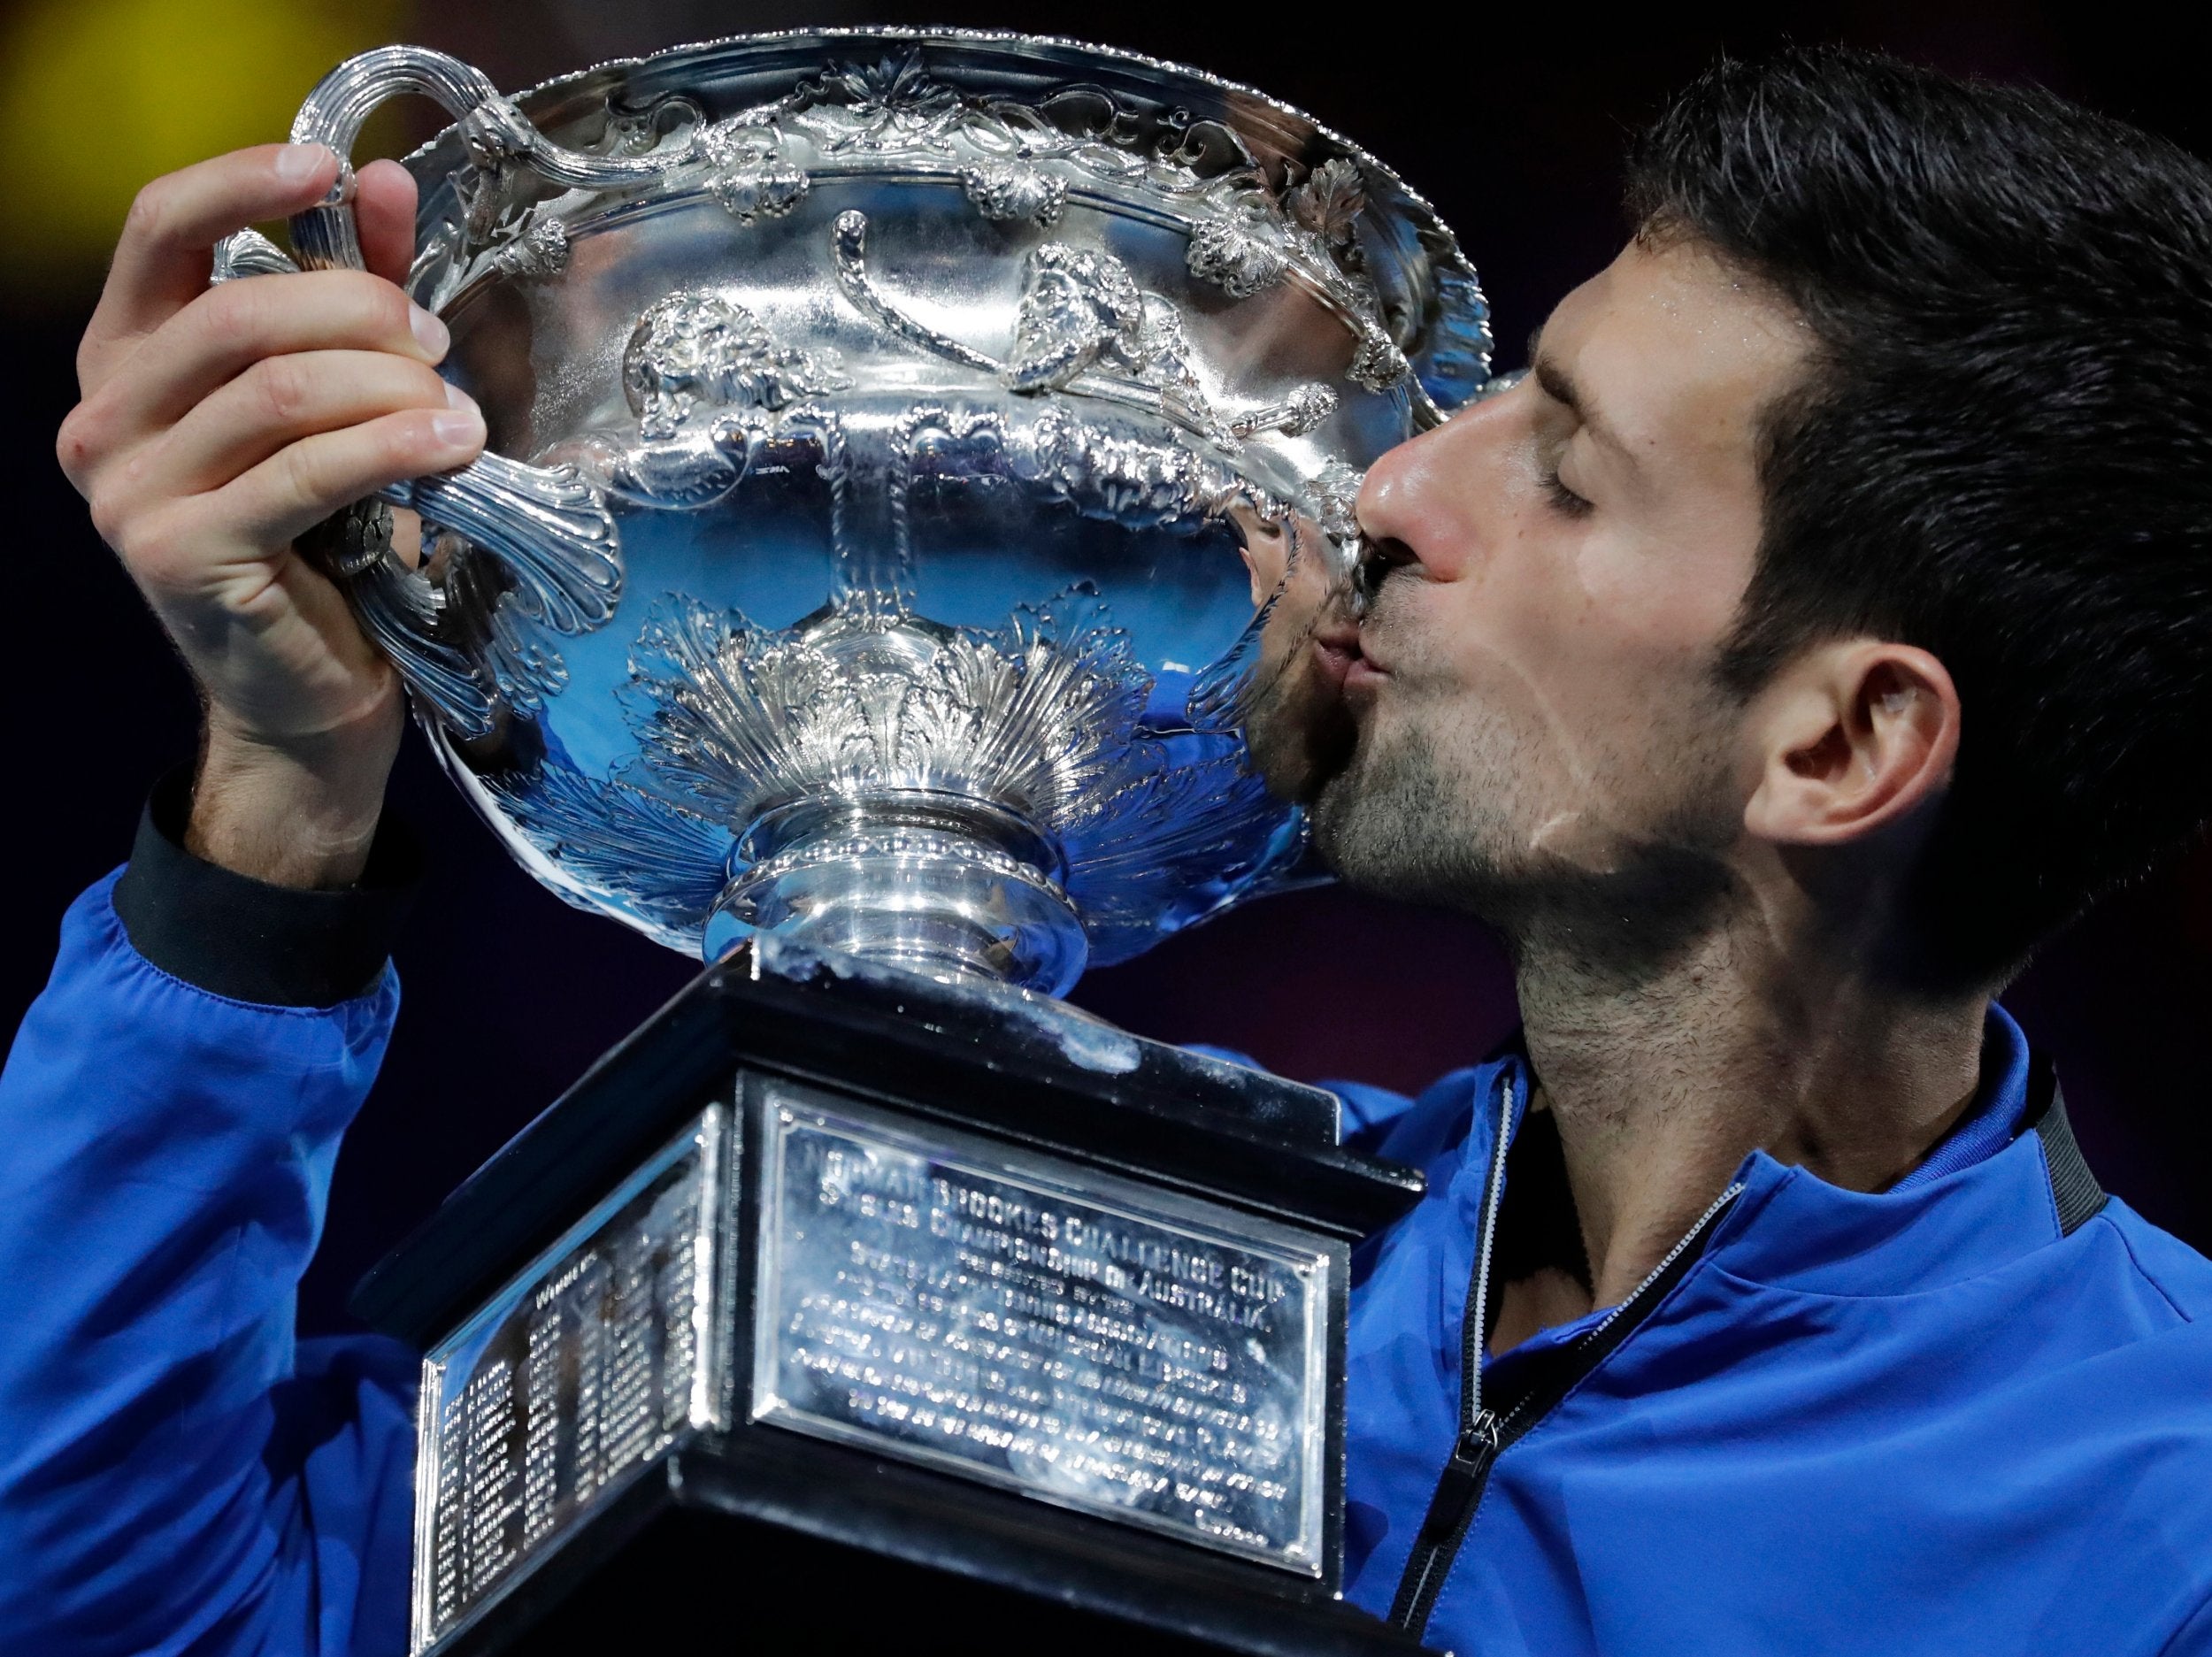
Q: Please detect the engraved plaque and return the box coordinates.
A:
[752,1086,1335,1573]
[411,1109,732,1653]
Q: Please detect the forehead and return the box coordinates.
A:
[1542,235,1809,476]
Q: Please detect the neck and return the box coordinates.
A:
[1509,908,1987,1312]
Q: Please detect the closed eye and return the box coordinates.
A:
[1540,464,1593,518]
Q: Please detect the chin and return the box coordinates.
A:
[1306,719,1504,904]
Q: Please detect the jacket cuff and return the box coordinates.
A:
[111,768,422,1007]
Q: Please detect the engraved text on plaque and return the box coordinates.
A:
[752,1087,1333,1573]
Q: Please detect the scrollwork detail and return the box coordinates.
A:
[698,44,1412,377]
[832,212,1333,455]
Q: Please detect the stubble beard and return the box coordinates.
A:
[1310,681,1746,989]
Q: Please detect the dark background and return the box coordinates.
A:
[4,0,2208,1333]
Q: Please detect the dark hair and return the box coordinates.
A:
[1627,47,2212,990]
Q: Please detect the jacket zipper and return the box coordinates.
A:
[1386,1071,1517,1631]
[1386,1078,1744,1637]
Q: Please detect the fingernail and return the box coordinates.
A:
[431,408,483,447]
[275,142,329,187]
[442,380,477,412]
[410,303,449,358]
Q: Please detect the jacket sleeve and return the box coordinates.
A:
[0,785,421,1657]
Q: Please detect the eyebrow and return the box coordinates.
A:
[1526,326,1631,461]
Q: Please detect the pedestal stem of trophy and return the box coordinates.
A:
[707,794,1087,994]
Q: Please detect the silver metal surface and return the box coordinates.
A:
[411,1109,732,1653]
[752,1083,1336,1573]
[231,32,1490,990]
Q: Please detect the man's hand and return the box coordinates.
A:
[58,143,486,887]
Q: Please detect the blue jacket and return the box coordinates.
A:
[1333,1039,2212,1653]
[5,846,2212,1653]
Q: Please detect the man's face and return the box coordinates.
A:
[1303,234,1810,934]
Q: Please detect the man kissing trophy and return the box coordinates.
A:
[33,18,2212,1657]
[203,30,1480,1653]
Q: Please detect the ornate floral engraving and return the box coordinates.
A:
[624,291,853,439]
[1002,405,1256,529]
[620,590,1149,849]
[697,120,810,223]
[831,212,1333,456]
[1300,457,1364,545]
[1286,157,1365,243]
[1186,215,1289,299]
[466,576,1298,962]
[486,763,733,934]
[787,49,967,153]
[489,215,570,279]
[682,44,1424,384]
[961,159,1067,226]
[1003,244,1149,391]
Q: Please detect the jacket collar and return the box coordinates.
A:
[1469,1006,2101,1302]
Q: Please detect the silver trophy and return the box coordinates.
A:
[243,30,1486,1654]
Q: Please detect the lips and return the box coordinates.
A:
[1308,620,1363,690]
[1342,629,1389,690]
[1342,654,1387,692]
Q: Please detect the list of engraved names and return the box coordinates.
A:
[424,1146,705,1638]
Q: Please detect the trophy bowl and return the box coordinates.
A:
[243,29,1491,993]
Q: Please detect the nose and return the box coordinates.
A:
[1351,367,1530,607]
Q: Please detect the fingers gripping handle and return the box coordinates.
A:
[273,46,641,737]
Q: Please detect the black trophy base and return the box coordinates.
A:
[356,936,1432,1655]
[453,1438,1432,1655]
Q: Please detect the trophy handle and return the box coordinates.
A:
[245,47,654,737]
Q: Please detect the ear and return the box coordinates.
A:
[1230,506,1288,607]
[1742,641,1960,847]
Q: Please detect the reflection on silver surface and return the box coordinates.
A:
[752,1085,1335,1573]
[231,31,1489,992]
[410,1110,732,1653]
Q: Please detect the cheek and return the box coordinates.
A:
[1409,523,1733,789]
[1554,512,1751,691]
